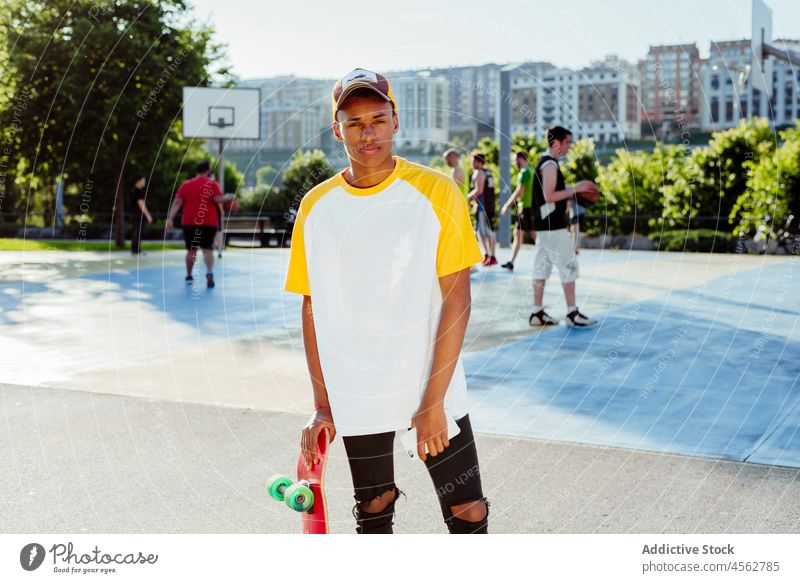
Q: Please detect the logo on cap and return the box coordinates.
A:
[342,69,378,88]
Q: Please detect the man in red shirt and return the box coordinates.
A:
[166,161,226,288]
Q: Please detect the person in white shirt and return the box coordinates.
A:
[285,69,489,534]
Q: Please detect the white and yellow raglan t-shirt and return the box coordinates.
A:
[284,157,483,437]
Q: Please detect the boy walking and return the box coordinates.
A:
[500,151,536,271]
[285,69,489,534]
[166,161,227,288]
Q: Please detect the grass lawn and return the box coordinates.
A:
[0,238,184,252]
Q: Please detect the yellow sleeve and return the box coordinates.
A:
[433,179,484,277]
[284,205,311,296]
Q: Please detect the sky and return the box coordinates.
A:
[187,0,800,80]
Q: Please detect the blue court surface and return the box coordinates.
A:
[2,247,798,468]
[465,258,800,468]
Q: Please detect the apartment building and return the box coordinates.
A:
[699,39,800,130]
[510,57,641,143]
[638,44,703,136]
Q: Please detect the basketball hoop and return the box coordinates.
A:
[208,106,235,129]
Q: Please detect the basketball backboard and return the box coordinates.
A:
[751,0,773,98]
[182,87,261,139]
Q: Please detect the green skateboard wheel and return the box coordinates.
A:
[284,482,314,512]
[266,474,293,501]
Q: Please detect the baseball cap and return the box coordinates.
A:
[332,68,396,122]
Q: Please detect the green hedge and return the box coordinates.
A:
[649,229,736,253]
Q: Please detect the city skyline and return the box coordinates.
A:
[189,0,800,81]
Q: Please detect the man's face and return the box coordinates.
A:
[553,136,572,157]
[445,153,458,168]
[135,177,146,189]
[516,156,527,170]
[472,158,482,169]
[333,94,397,168]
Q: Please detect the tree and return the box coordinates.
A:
[255,164,277,187]
[238,184,289,215]
[0,0,227,245]
[562,137,598,184]
[732,122,800,242]
[511,133,546,162]
[595,146,670,235]
[672,119,776,232]
[281,150,333,209]
[475,137,498,166]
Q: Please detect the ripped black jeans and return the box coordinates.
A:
[342,414,489,534]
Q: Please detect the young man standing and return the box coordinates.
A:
[285,69,489,534]
[443,148,466,190]
[129,175,153,255]
[500,152,536,271]
[467,153,497,266]
[165,161,226,288]
[529,126,599,327]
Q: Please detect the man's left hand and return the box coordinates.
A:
[411,401,449,462]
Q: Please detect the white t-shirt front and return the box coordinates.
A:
[285,157,483,437]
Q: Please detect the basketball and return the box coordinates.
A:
[576,182,600,208]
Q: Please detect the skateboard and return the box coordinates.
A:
[266,429,330,534]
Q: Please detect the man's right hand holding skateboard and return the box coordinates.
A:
[301,406,336,470]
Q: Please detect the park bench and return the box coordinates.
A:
[222,214,293,248]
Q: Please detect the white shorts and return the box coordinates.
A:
[533,228,579,283]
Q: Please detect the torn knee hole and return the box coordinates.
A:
[449,499,488,523]
[359,487,399,514]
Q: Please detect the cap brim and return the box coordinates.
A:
[335,83,392,111]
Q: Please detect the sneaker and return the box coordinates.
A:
[566,309,597,327]
[481,254,491,266]
[487,256,498,266]
[529,309,558,326]
[185,275,193,284]
[206,273,215,288]
[501,261,514,271]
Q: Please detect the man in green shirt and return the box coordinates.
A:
[500,152,536,271]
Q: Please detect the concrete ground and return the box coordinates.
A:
[1,246,798,533]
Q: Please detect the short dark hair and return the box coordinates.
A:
[547,126,572,146]
[132,174,146,183]
[472,152,486,164]
[515,151,528,161]
[443,148,458,159]
[196,160,211,174]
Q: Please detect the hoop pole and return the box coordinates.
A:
[218,137,226,193]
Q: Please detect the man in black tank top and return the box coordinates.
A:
[529,126,599,328]
[467,153,497,266]
[531,154,569,231]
